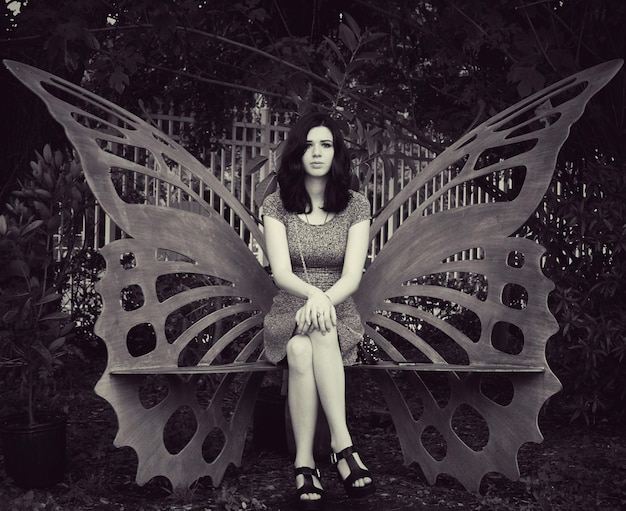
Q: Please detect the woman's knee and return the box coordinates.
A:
[309,327,339,351]
[286,335,313,371]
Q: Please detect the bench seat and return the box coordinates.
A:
[109,361,545,375]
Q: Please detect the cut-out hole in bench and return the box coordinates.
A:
[156,248,196,263]
[156,272,231,301]
[407,272,488,301]
[139,374,169,409]
[492,322,524,355]
[202,427,226,463]
[164,297,252,344]
[389,372,425,422]
[221,373,249,420]
[480,374,514,406]
[195,375,220,409]
[451,404,489,451]
[421,426,447,461]
[407,391,425,422]
[419,372,452,408]
[42,78,137,128]
[417,322,470,366]
[120,251,136,269]
[502,283,528,309]
[507,251,525,268]
[177,331,214,366]
[121,284,144,311]
[127,323,157,356]
[163,405,198,455]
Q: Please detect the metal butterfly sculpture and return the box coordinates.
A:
[4,58,621,492]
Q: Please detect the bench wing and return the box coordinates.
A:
[354,59,623,490]
[4,60,277,487]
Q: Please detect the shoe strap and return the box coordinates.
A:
[330,446,372,486]
[330,445,357,465]
[295,466,321,479]
[295,466,323,499]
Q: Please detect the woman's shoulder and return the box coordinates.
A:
[262,190,282,207]
[348,189,369,206]
[346,190,371,223]
[347,190,370,211]
[262,191,287,220]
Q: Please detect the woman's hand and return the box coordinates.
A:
[295,290,336,335]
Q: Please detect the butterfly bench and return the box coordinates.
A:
[103,357,549,493]
[5,58,621,494]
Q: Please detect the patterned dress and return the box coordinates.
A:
[262,190,371,365]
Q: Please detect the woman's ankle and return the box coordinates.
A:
[330,434,353,454]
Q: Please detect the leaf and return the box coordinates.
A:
[361,32,386,46]
[31,341,53,369]
[339,23,358,53]
[381,154,397,180]
[243,154,269,176]
[84,31,100,51]
[21,219,44,237]
[346,60,367,74]
[47,214,62,234]
[7,259,30,279]
[312,85,337,104]
[33,200,52,219]
[43,144,52,164]
[323,35,345,64]
[254,172,278,208]
[0,215,7,236]
[109,66,129,94]
[34,188,53,200]
[35,292,63,306]
[60,322,75,336]
[49,336,66,351]
[324,60,344,86]
[40,311,71,322]
[53,149,64,168]
[30,160,41,177]
[2,308,19,323]
[342,12,361,39]
[353,51,379,63]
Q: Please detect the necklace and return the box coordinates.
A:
[304,210,329,225]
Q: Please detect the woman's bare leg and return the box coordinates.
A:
[308,328,372,488]
[286,334,323,501]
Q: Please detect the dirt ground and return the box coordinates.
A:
[1,357,625,511]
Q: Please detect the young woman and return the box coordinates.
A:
[262,112,376,510]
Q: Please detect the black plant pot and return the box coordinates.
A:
[253,386,330,460]
[0,411,67,488]
[253,386,289,454]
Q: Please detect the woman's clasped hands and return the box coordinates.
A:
[295,289,337,335]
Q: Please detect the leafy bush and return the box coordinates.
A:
[534,159,626,423]
[0,144,91,423]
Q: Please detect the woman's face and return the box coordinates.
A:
[301,126,334,178]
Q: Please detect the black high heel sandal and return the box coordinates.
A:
[330,445,376,498]
[294,466,324,511]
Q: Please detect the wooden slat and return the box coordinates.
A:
[350,362,545,372]
[110,361,278,375]
[110,361,544,375]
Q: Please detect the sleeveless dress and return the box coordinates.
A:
[261,190,371,365]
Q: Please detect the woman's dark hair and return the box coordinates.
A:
[277,112,352,213]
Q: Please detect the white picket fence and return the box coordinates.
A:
[88,107,535,264]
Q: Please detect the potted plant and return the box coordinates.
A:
[0,144,89,488]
